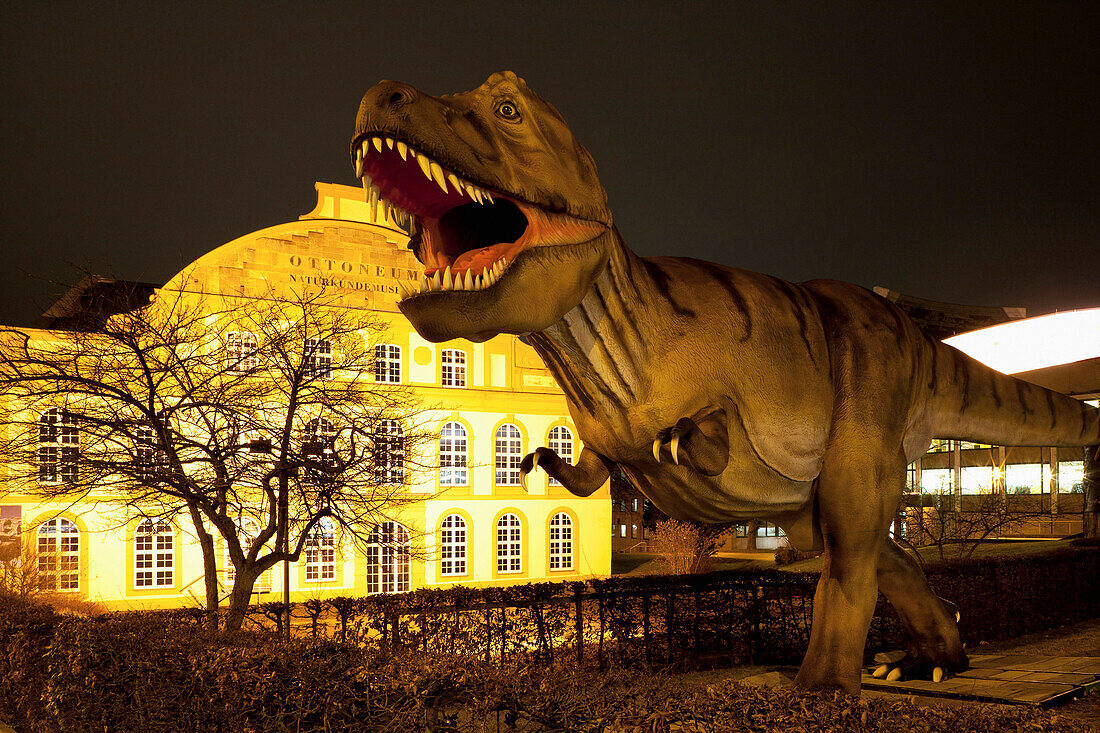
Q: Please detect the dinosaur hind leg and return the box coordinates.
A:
[873,537,968,682]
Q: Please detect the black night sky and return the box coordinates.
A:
[2,2,1097,326]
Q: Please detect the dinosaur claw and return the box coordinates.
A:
[520,470,529,492]
[956,611,961,622]
[932,666,944,683]
[670,432,680,465]
[872,664,889,679]
[886,667,903,682]
[652,437,661,463]
[532,452,541,473]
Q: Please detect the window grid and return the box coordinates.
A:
[373,419,405,485]
[224,518,271,591]
[439,421,468,486]
[304,517,336,582]
[303,417,337,485]
[37,518,79,592]
[495,424,522,485]
[496,513,522,574]
[439,514,467,576]
[549,513,573,571]
[304,338,332,380]
[226,331,260,373]
[547,426,573,486]
[441,349,466,387]
[135,518,174,588]
[38,408,78,484]
[374,344,402,383]
[367,521,411,593]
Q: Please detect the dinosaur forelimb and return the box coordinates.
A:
[519,445,612,496]
[651,411,730,476]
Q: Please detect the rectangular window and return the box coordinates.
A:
[375,344,402,383]
[226,331,260,373]
[1006,463,1043,494]
[920,468,952,494]
[631,498,638,512]
[303,338,332,380]
[619,524,626,537]
[1059,461,1084,493]
[441,349,466,387]
[961,466,994,495]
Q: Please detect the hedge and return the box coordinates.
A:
[223,546,1100,671]
[3,546,1097,731]
[1,600,1093,732]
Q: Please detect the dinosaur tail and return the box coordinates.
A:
[926,340,1100,447]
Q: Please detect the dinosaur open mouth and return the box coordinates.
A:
[353,134,606,297]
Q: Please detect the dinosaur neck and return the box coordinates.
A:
[527,230,659,422]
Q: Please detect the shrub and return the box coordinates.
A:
[774,541,822,565]
[2,603,1091,732]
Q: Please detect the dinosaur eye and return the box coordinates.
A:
[495,100,520,121]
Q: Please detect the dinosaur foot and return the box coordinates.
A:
[871,609,967,683]
[650,415,728,476]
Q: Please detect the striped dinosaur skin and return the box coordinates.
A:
[353,72,1100,694]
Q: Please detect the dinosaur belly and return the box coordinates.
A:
[621,458,813,524]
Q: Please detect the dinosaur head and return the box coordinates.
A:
[352,71,612,342]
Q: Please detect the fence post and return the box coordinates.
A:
[642,589,652,667]
[597,586,606,670]
[484,605,492,663]
[574,586,584,667]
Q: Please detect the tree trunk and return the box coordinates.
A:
[745,520,759,551]
[224,567,263,632]
[187,503,220,631]
[1084,444,1100,540]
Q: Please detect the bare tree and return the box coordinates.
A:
[903,490,1052,559]
[648,518,723,575]
[0,281,435,631]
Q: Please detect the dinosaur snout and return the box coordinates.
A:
[370,80,418,111]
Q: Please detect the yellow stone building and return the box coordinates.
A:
[0,182,611,610]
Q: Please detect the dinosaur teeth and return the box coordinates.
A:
[429,161,449,194]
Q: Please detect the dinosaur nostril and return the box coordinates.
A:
[389,91,405,105]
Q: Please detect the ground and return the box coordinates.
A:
[656,610,1100,727]
[616,540,1100,725]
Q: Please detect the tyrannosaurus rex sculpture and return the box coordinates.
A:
[352,71,1100,694]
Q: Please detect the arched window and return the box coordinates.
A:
[38,408,79,484]
[439,422,468,486]
[226,331,260,373]
[496,513,522,574]
[135,518,174,588]
[439,514,467,576]
[373,419,405,484]
[304,516,336,582]
[367,521,410,593]
[37,518,79,592]
[374,344,402,383]
[549,513,574,570]
[303,418,337,485]
[224,517,272,592]
[495,424,522,486]
[547,426,574,486]
[441,349,466,387]
[303,337,333,380]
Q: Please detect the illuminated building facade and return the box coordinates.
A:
[0,183,611,609]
